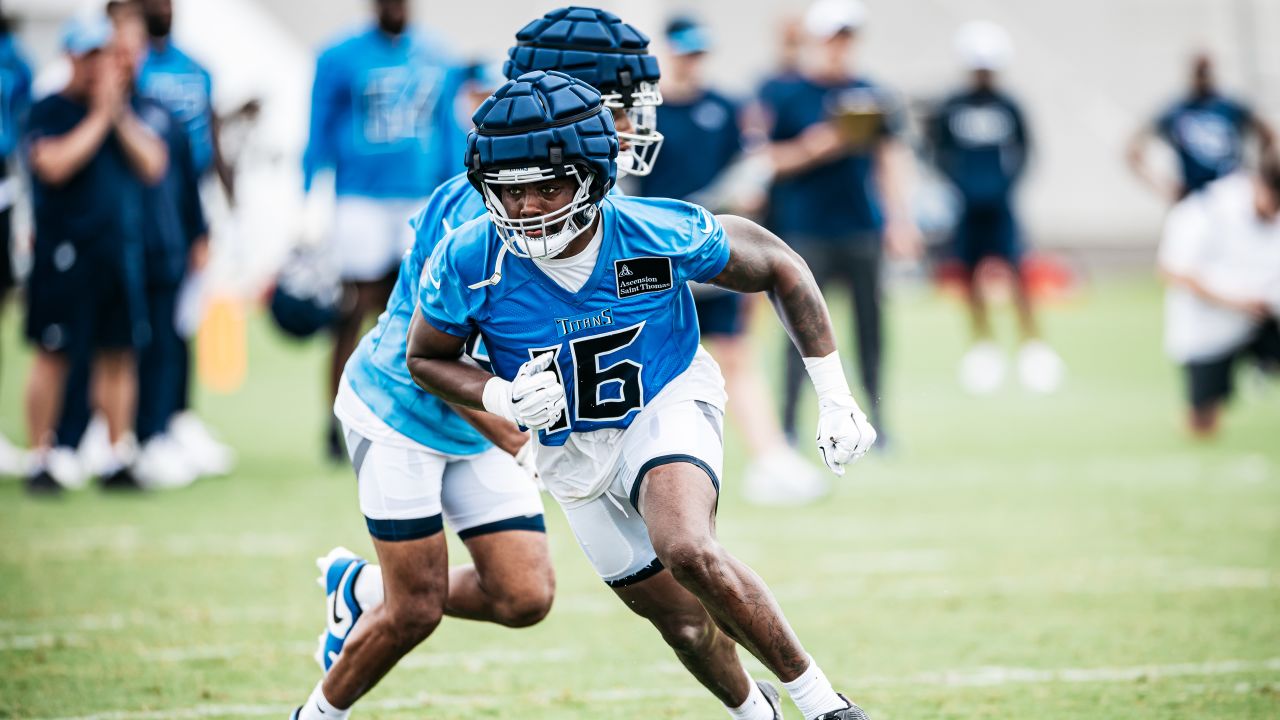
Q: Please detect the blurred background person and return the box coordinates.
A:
[135,0,235,475]
[301,0,464,461]
[928,21,1063,395]
[1158,160,1280,438]
[758,0,921,448]
[639,15,825,505]
[23,11,167,494]
[0,8,31,476]
[1128,52,1276,203]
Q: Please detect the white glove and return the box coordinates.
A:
[482,352,567,431]
[514,439,545,491]
[805,352,877,475]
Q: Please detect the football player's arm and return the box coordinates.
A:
[709,215,875,473]
[874,138,922,259]
[406,307,492,409]
[302,52,339,193]
[1126,119,1180,202]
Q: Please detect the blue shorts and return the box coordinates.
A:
[952,202,1022,270]
[694,291,745,338]
[25,241,148,354]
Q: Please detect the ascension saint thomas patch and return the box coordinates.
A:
[614,257,674,299]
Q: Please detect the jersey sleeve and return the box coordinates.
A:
[417,231,479,338]
[302,48,342,192]
[679,204,731,284]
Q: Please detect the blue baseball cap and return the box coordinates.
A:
[666,17,710,56]
[61,13,113,57]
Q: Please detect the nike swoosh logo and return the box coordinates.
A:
[421,262,443,290]
[698,208,714,235]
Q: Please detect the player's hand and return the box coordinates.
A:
[814,394,877,476]
[514,439,544,490]
[483,353,566,431]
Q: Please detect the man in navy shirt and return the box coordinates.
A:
[639,16,827,505]
[22,12,168,494]
[0,16,31,476]
[1129,52,1276,201]
[929,20,1063,395]
[759,0,920,444]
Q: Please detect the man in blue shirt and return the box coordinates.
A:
[23,12,168,494]
[759,0,920,445]
[303,0,465,460]
[929,21,1063,395]
[406,70,875,720]
[0,17,31,476]
[1128,52,1276,201]
[639,16,827,506]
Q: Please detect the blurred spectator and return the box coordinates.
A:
[0,12,32,476]
[1158,161,1280,438]
[1128,52,1277,202]
[301,0,465,460]
[928,21,1063,395]
[639,16,826,505]
[758,0,921,445]
[23,12,168,494]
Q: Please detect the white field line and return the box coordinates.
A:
[0,606,297,636]
[31,656,1280,720]
[0,633,86,651]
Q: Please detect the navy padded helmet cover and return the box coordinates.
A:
[505,6,660,93]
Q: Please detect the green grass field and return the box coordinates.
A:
[1,278,1278,719]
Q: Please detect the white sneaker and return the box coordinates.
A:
[0,432,29,478]
[45,446,89,489]
[169,412,235,477]
[78,415,115,478]
[959,341,1006,395]
[133,435,200,489]
[744,447,829,506]
[1017,340,1065,394]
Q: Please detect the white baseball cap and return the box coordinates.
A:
[955,20,1013,71]
[804,0,867,40]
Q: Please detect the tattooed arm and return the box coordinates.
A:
[708,215,837,358]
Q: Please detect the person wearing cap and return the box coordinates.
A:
[1128,52,1276,202]
[0,13,32,476]
[639,16,828,506]
[21,11,168,494]
[759,0,920,447]
[928,20,1063,395]
[303,0,465,461]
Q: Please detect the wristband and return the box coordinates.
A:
[803,352,852,400]
[481,376,516,424]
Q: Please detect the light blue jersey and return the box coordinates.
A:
[137,42,214,175]
[0,33,32,158]
[344,173,489,455]
[419,195,730,447]
[303,26,464,199]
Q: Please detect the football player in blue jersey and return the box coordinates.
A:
[290,9,671,720]
[302,0,467,460]
[1128,52,1276,202]
[408,71,875,720]
[930,21,1063,395]
[0,15,31,475]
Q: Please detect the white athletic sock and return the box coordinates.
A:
[353,564,384,610]
[781,657,846,720]
[726,675,774,720]
[298,681,350,720]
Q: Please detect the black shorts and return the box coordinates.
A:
[694,291,745,338]
[1184,320,1280,410]
[25,241,149,355]
[952,202,1023,270]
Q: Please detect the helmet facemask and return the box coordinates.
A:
[478,163,600,262]
[603,81,664,177]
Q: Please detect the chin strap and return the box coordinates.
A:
[467,243,510,290]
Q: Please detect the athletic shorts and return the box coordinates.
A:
[330,197,424,282]
[1184,319,1280,410]
[694,291,745,338]
[25,241,148,354]
[558,397,726,587]
[335,377,545,542]
[953,202,1023,270]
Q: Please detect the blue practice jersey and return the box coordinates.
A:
[343,172,490,455]
[1156,94,1253,195]
[419,195,730,447]
[0,33,32,159]
[637,89,742,202]
[137,42,215,176]
[303,25,465,199]
[929,87,1029,208]
[759,74,903,239]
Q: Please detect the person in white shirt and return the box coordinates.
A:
[1158,162,1280,436]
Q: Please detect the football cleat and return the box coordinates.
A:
[816,694,872,720]
[289,707,301,720]
[25,469,64,497]
[958,341,1006,395]
[757,680,784,720]
[1017,340,1065,394]
[315,546,367,671]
